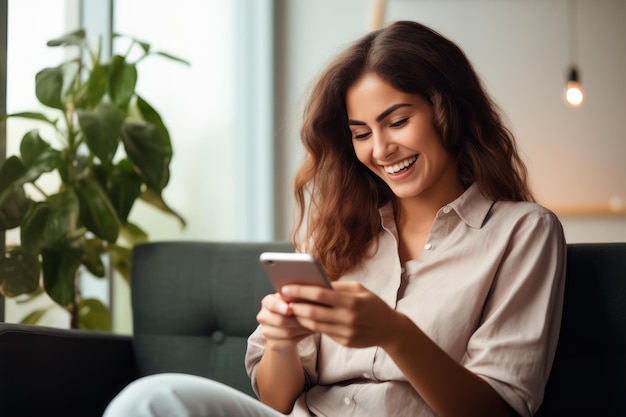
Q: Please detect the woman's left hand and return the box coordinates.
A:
[282,281,400,348]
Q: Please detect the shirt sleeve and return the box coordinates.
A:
[462,210,566,417]
[245,324,321,398]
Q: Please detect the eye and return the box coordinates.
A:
[389,117,409,128]
[352,131,371,141]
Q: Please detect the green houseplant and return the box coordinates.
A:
[0,29,187,330]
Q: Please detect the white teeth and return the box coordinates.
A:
[384,155,418,174]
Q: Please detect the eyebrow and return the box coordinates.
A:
[348,103,413,125]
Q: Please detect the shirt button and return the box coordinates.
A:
[344,397,352,405]
[442,206,452,214]
[424,243,432,250]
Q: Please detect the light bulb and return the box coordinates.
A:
[566,81,584,107]
[565,67,584,108]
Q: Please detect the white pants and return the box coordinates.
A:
[103,373,286,417]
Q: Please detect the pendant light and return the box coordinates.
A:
[565,0,584,107]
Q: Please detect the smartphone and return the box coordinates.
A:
[259,252,332,300]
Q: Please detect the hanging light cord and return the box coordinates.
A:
[568,0,578,67]
[565,0,584,107]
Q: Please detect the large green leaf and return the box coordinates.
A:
[74,63,108,109]
[108,159,142,223]
[81,238,106,278]
[77,104,122,164]
[46,29,86,47]
[136,95,170,143]
[78,298,112,331]
[0,246,41,297]
[20,130,50,167]
[76,177,120,243]
[22,151,62,185]
[43,191,80,246]
[17,130,62,184]
[121,121,171,191]
[0,156,27,206]
[0,154,33,230]
[36,67,65,110]
[41,248,81,308]
[0,186,32,230]
[20,202,51,253]
[109,55,137,109]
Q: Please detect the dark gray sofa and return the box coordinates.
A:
[0,241,624,417]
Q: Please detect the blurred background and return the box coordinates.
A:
[2,0,625,333]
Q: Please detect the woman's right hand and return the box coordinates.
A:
[256,293,313,351]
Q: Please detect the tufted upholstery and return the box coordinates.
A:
[129,240,292,396]
[0,241,624,417]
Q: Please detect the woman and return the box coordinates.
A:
[104,20,565,417]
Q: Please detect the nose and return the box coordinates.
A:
[371,130,396,161]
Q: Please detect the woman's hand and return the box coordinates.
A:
[256,292,314,352]
[283,281,400,348]
[255,293,311,413]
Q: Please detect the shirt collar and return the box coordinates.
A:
[379,183,494,231]
[447,183,494,229]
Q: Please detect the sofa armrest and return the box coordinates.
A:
[0,322,137,417]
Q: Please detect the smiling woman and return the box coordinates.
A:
[102,20,566,417]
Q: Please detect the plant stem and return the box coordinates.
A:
[31,183,49,199]
[70,302,79,329]
[70,267,81,329]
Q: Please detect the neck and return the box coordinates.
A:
[395,181,466,233]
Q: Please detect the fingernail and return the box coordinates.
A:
[278,301,289,315]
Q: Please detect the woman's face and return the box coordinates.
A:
[346,72,462,202]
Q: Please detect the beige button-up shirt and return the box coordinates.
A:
[246,184,567,417]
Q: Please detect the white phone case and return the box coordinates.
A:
[259,252,332,294]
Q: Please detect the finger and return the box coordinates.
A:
[281,284,349,307]
[283,283,368,309]
[256,307,301,328]
[294,316,354,340]
[257,308,313,342]
[289,302,356,327]
[261,293,292,316]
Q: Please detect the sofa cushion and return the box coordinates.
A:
[130,241,293,396]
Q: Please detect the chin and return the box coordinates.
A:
[389,186,423,200]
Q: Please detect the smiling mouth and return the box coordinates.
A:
[384,155,418,174]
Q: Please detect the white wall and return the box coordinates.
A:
[114,0,238,243]
[273,0,626,244]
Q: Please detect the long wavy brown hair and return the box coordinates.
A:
[292,21,534,279]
